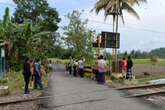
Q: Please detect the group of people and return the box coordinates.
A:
[66,55,133,84]
[66,57,85,78]
[92,55,134,83]
[93,55,108,84]
[23,57,43,94]
[121,56,133,80]
[66,56,107,84]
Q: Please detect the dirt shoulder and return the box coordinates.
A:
[133,64,165,78]
[0,90,42,110]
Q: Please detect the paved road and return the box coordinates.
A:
[42,63,163,110]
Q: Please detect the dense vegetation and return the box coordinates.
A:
[0,0,60,71]
[62,10,96,62]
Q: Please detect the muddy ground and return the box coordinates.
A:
[132,64,165,78]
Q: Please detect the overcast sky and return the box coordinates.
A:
[0,0,165,52]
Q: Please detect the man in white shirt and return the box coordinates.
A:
[97,55,106,84]
[78,58,85,77]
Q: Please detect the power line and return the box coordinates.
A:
[0,2,16,7]
[81,18,165,34]
[1,2,165,34]
[61,13,165,34]
[79,11,164,30]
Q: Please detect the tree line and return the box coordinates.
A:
[118,48,165,59]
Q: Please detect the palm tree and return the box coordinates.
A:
[92,0,147,72]
[92,0,147,32]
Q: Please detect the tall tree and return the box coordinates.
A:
[62,10,96,59]
[12,0,61,58]
[92,0,147,22]
[12,0,61,32]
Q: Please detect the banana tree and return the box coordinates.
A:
[23,22,51,59]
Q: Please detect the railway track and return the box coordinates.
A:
[1,83,165,107]
[0,96,51,106]
[117,83,165,108]
[117,83,165,97]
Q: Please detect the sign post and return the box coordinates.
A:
[93,32,120,73]
[101,32,120,73]
[0,48,5,79]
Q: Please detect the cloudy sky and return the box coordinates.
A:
[0,0,165,52]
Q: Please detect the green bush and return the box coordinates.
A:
[111,75,116,81]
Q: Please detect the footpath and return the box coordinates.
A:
[41,63,163,110]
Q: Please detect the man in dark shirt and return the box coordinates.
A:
[126,56,133,80]
[23,57,31,94]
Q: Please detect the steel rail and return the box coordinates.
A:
[117,83,165,90]
[130,90,165,97]
[0,96,52,106]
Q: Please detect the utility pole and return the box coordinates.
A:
[97,34,101,57]
[115,1,119,73]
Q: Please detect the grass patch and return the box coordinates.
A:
[133,59,151,64]
[137,75,165,83]
[0,66,49,95]
[133,59,165,65]
[0,71,24,93]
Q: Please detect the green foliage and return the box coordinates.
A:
[110,75,116,81]
[150,48,165,58]
[0,7,10,39]
[92,0,147,23]
[150,56,158,65]
[62,10,96,59]
[12,0,61,31]
[12,0,61,49]
[103,51,112,64]
[0,7,60,71]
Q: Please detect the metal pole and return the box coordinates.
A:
[98,34,101,57]
[3,49,5,78]
[0,48,2,80]
[115,11,119,73]
[105,32,107,52]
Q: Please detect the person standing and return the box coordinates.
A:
[73,59,78,77]
[97,55,106,84]
[65,62,69,73]
[78,58,85,78]
[30,60,34,88]
[49,60,53,72]
[93,57,99,81]
[104,57,110,80]
[34,59,43,90]
[126,56,133,80]
[121,57,127,80]
[23,57,31,94]
[68,57,73,76]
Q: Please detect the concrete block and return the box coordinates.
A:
[0,86,9,97]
